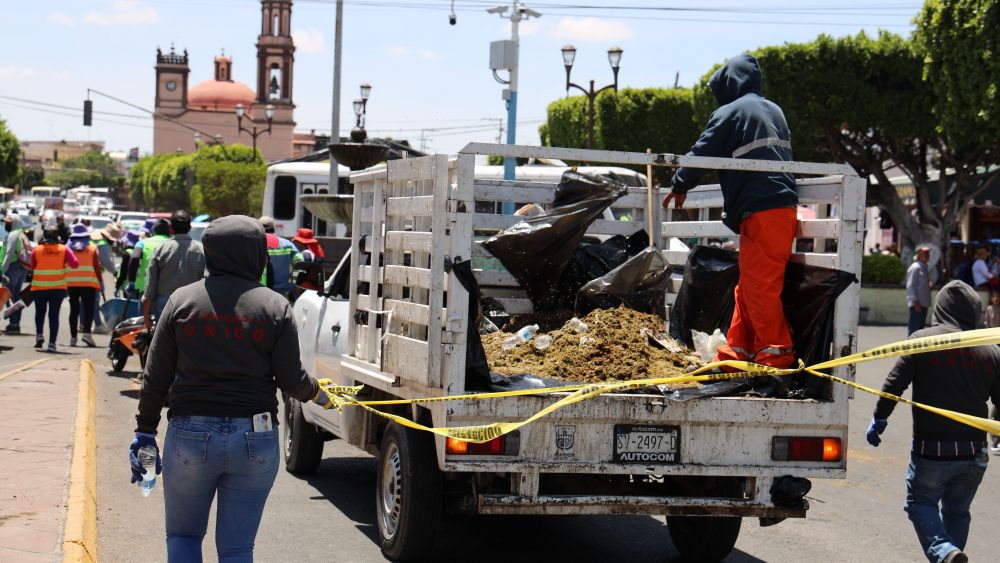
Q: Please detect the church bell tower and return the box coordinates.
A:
[256,0,295,126]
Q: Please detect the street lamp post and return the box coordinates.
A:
[351,83,371,143]
[234,103,275,160]
[561,45,623,149]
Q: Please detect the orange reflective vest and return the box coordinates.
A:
[67,244,100,290]
[31,244,69,291]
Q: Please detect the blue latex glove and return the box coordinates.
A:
[129,432,161,484]
[866,418,888,447]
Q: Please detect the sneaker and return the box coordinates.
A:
[81,334,96,348]
[47,342,56,353]
[70,336,77,347]
[990,444,1000,456]
[93,325,110,335]
[34,336,43,349]
[943,549,968,563]
[6,325,21,335]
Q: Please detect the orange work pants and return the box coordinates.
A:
[714,207,797,368]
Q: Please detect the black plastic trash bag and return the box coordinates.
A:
[451,260,493,391]
[557,230,649,309]
[483,171,627,310]
[576,246,673,317]
[669,245,857,398]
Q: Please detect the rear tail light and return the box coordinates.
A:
[446,432,519,456]
[772,436,842,462]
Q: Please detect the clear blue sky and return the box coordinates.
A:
[0,0,921,156]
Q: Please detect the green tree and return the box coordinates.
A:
[190,160,265,217]
[48,149,124,190]
[0,118,21,187]
[189,143,265,216]
[540,88,700,184]
[19,165,44,189]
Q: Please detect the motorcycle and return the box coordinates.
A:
[107,316,154,372]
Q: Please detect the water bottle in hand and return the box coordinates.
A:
[138,445,158,497]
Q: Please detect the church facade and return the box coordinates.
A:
[152,0,297,161]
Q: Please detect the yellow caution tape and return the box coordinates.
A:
[316,327,1000,443]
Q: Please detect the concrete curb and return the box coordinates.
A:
[63,359,97,563]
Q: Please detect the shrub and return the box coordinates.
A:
[861,253,905,284]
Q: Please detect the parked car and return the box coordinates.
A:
[71,215,114,231]
[189,221,210,242]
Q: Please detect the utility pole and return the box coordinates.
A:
[488,1,541,213]
[329,0,344,193]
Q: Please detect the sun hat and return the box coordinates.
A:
[292,227,318,245]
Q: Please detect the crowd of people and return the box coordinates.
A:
[0,212,326,353]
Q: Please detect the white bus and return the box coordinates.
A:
[261,161,648,239]
[261,161,351,240]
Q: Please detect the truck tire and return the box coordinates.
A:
[376,422,442,561]
[283,397,324,474]
[667,515,742,562]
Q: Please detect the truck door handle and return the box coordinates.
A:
[332,323,341,335]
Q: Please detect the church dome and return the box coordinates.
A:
[188,79,255,111]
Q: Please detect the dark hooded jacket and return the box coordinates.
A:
[136,215,319,434]
[671,54,797,233]
[874,280,1000,446]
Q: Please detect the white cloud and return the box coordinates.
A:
[292,29,325,54]
[553,17,635,43]
[517,19,552,37]
[386,47,440,61]
[49,12,76,26]
[83,0,158,26]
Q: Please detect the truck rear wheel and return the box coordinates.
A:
[376,422,442,561]
[283,397,324,474]
[667,515,742,562]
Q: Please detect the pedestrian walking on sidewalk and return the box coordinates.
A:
[907,246,933,335]
[66,224,102,347]
[663,53,798,369]
[866,280,1000,563]
[130,215,339,562]
[30,226,78,352]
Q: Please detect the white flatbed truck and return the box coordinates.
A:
[286,143,865,561]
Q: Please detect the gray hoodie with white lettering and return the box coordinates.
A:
[135,215,318,434]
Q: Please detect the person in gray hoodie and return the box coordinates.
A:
[129,215,338,561]
[867,280,1000,563]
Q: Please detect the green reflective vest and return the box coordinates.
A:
[135,234,169,292]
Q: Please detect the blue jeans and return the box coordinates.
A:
[152,294,170,319]
[908,306,928,336]
[163,416,280,563]
[5,262,27,327]
[904,452,987,562]
[33,289,66,343]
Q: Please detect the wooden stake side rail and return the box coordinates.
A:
[347,146,864,401]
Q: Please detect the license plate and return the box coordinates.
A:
[613,424,680,463]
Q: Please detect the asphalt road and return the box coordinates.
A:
[94,325,1000,562]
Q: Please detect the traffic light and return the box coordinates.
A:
[83,100,92,126]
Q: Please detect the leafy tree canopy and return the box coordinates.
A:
[0,118,21,186]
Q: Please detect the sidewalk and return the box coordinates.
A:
[0,358,95,562]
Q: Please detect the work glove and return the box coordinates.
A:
[313,378,343,411]
[866,418,888,447]
[128,432,162,484]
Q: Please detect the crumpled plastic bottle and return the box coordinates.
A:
[564,317,589,334]
[533,334,553,350]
